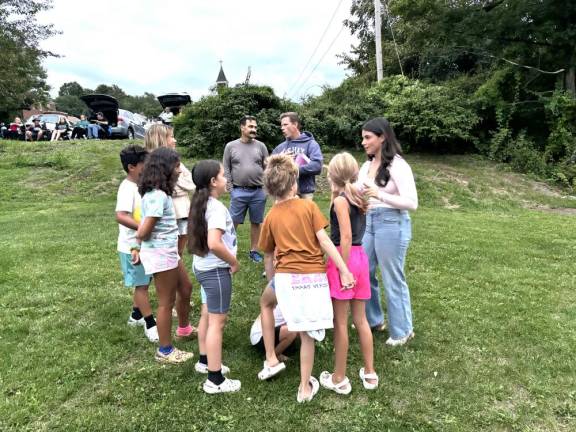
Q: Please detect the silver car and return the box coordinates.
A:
[115,109,146,139]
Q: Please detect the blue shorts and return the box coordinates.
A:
[200,286,207,304]
[194,267,232,314]
[119,252,152,287]
[229,186,266,225]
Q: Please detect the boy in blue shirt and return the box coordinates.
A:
[115,145,158,342]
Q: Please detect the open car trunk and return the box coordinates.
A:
[80,94,119,126]
[157,93,191,115]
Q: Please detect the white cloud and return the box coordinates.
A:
[38,0,358,101]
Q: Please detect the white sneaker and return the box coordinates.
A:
[127,316,145,327]
[144,325,159,343]
[194,361,230,375]
[385,331,415,347]
[203,377,241,394]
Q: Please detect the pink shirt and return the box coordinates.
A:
[357,155,418,211]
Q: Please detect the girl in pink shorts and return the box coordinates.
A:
[320,152,378,394]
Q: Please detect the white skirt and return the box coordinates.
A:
[274,273,334,333]
[140,246,180,275]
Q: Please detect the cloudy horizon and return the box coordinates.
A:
[38,0,358,102]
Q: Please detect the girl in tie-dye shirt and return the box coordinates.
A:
[136,147,194,365]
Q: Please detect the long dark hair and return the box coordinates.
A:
[187,160,222,256]
[138,147,180,197]
[362,117,403,187]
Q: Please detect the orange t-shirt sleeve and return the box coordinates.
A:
[258,216,275,253]
[311,201,329,233]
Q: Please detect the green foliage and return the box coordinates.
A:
[302,75,479,152]
[0,0,58,119]
[54,94,89,117]
[174,85,291,158]
[301,76,386,150]
[368,76,479,151]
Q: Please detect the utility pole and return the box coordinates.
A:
[374,0,383,82]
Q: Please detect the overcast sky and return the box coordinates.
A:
[38,0,358,102]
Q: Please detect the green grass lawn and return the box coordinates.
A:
[1,139,575,431]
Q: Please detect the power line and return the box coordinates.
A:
[290,23,347,99]
[382,0,403,76]
[285,0,345,97]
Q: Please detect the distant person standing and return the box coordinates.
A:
[223,115,269,263]
[159,107,174,125]
[272,112,323,200]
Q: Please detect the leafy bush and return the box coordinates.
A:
[300,76,386,150]
[174,85,293,158]
[367,76,480,152]
[301,75,479,153]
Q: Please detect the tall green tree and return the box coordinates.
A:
[342,0,576,93]
[0,0,58,118]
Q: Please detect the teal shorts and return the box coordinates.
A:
[119,252,152,287]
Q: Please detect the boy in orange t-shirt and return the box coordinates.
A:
[257,154,355,403]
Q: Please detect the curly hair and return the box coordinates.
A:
[138,147,180,197]
[187,159,222,256]
[263,154,299,199]
[362,117,403,187]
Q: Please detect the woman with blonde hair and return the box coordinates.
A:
[320,152,377,394]
[144,124,196,340]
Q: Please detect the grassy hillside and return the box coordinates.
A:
[1,139,575,431]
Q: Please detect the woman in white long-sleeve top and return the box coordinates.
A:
[358,117,418,346]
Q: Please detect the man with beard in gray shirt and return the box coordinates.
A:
[223,115,269,263]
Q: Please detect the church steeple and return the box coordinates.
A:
[216,61,228,88]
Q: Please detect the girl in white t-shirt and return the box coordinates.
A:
[188,160,241,394]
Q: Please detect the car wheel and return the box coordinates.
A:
[128,128,134,140]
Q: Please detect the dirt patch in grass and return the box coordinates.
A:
[531,206,576,215]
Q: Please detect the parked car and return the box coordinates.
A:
[157,93,191,115]
[79,94,145,139]
[25,112,79,132]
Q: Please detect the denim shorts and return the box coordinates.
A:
[229,186,266,224]
[118,252,152,287]
[194,267,232,314]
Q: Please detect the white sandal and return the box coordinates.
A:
[297,377,319,403]
[257,360,286,380]
[359,367,379,390]
[319,371,352,395]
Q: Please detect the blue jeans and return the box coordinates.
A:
[362,207,413,339]
[229,186,266,225]
[87,124,100,139]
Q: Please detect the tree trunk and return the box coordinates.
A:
[566,66,575,98]
[565,50,576,98]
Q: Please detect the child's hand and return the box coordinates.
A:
[131,249,141,265]
[230,260,240,275]
[339,269,356,291]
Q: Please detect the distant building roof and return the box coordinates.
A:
[216,64,228,87]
